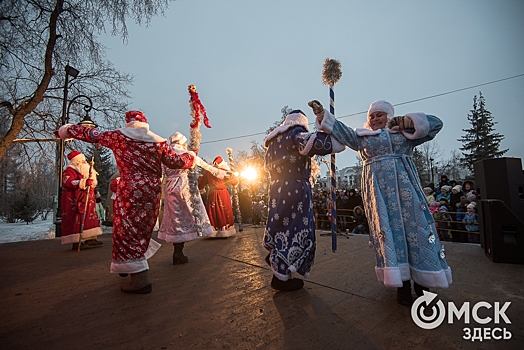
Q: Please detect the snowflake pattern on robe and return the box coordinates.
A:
[263,125,336,281]
[66,125,193,272]
[330,115,452,289]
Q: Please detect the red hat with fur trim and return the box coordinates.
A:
[213,156,230,171]
[67,150,82,161]
[125,110,148,123]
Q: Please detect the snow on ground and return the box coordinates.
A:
[0,218,112,244]
[0,218,56,244]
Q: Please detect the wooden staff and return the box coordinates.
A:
[226,147,243,232]
[78,156,94,252]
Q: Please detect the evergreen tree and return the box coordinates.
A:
[265,106,292,135]
[458,92,508,171]
[412,148,428,185]
[12,191,39,224]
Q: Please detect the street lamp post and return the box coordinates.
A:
[430,158,435,185]
[55,65,97,237]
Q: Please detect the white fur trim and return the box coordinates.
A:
[410,266,452,289]
[60,227,103,244]
[400,113,430,140]
[208,225,236,237]
[264,111,310,147]
[355,128,382,136]
[315,110,336,133]
[169,131,187,145]
[283,112,309,130]
[264,124,304,147]
[58,124,73,139]
[110,258,149,274]
[118,121,166,143]
[375,263,452,289]
[215,169,227,179]
[331,136,346,153]
[375,264,410,288]
[144,238,161,259]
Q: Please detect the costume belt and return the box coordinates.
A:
[363,153,410,167]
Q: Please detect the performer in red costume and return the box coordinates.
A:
[198,156,238,237]
[57,110,195,294]
[61,150,103,250]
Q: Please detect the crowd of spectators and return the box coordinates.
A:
[426,175,479,244]
[231,173,481,244]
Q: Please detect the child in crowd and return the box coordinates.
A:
[434,205,453,241]
[463,203,480,243]
[351,205,369,234]
[424,187,435,204]
[436,185,451,202]
[454,197,469,242]
[429,201,440,214]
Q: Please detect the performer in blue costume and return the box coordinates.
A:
[263,110,344,291]
[309,100,452,305]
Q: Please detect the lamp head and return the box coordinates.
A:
[65,65,79,79]
[78,113,97,128]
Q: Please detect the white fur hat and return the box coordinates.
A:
[367,100,394,119]
[452,185,462,192]
[169,132,187,145]
[212,156,230,171]
[67,150,85,164]
[282,109,309,131]
[441,185,452,192]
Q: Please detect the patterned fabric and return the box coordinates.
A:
[198,170,238,237]
[263,126,337,281]
[158,157,213,243]
[61,166,102,244]
[65,125,194,273]
[329,114,452,289]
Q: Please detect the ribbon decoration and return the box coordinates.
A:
[188,85,211,130]
[187,85,210,236]
[226,147,243,232]
[322,58,342,252]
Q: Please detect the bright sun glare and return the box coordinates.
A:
[240,167,258,181]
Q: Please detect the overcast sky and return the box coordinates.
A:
[100,0,524,173]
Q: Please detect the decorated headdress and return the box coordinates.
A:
[125,110,148,123]
[213,156,231,171]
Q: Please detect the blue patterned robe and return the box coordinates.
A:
[321,111,452,289]
[263,124,340,281]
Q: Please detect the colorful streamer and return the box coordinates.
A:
[187,85,209,236]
